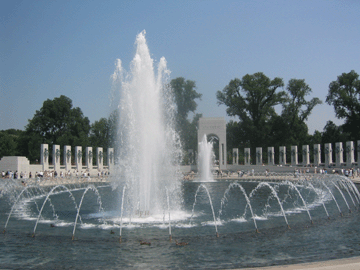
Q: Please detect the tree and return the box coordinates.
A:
[217,72,286,151]
[89,110,119,150]
[89,118,110,149]
[270,79,322,147]
[321,120,350,145]
[326,70,360,140]
[22,95,91,162]
[0,129,23,158]
[283,79,322,123]
[170,78,202,120]
[170,77,202,152]
[107,109,119,150]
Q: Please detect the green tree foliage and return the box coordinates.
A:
[326,70,360,140]
[321,120,350,145]
[321,120,350,161]
[170,77,202,152]
[90,118,110,149]
[270,79,322,147]
[89,109,118,150]
[107,109,119,149]
[0,129,24,158]
[21,95,91,162]
[217,72,286,151]
[283,79,322,123]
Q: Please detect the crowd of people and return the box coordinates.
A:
[1,169,110,180]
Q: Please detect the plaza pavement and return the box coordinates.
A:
[248,256,360,269]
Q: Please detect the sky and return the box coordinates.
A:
[1,0,359,134]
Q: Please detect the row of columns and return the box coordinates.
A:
[40,144,114,172]
[232,140,360,167]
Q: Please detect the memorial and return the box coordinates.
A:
[1,31,360,270]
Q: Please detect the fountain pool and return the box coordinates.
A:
[2,31,360,269]
[1,174,360,269]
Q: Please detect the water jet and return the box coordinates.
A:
[1,31,360,269]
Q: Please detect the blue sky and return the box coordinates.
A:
[1,0,359,134]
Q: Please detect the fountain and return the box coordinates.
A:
[111,30,182,216]
[2,173,360,268]
[1,32,360,269]
[197,134,215,182]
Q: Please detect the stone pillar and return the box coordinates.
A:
[346,141,354,167]
[268,147,274,165]
[53,145,61,172]
[64,145,71,172]
[187,149,194,165]
[279,146,286,165]
[107,148,114,171]
[220,143,226,168]
[302,145,310,166]
[314,144,321,166]
[291,146,298,166]
[75,146,82,172]
[357,141,360,167]
[232,148,239,165]
[335,142,343,167]
[97,147,103,171]
[244,148,251,165]
[86,147,93,170]
[256,147,262,165]
[40,144,49,171]
[324,143,332,167]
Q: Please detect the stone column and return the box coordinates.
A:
[86,147,93,170]
[64,145,71,172]
[53,145,61,172]
[188,149,194,165]
[279,146,286,165]
[75,146,82,172]
[268,147,275,165]
[291,146,298,166]
[256,147,262,165]
[346,141,354,167]
[314,144,321,166]
[357,140,360,167]
[302,145,310,166]
[232,148,239,165]
[324,143,332,167]
[220,143,226,169]
[107,148,114,171]
[97,147,103,171]
[335,142,343,167]
[41,144,49,171]
[244,148,251,165]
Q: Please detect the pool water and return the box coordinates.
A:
[1,178,360,269]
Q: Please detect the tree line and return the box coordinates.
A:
[218,70,360,164]
[0,95,119,163]
[1,70,359,164]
